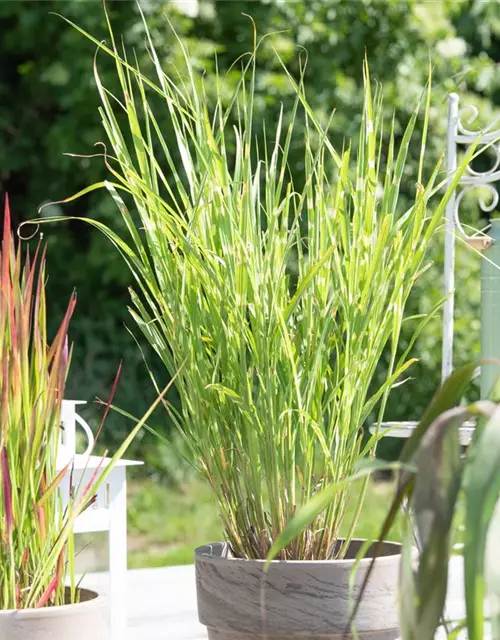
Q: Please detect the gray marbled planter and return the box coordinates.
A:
[0,588,108,640]
[195,539,402,640]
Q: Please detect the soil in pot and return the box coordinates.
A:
[195,539,402,640]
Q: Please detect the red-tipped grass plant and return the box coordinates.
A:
[0,194,76,609]
[0,195,169,609]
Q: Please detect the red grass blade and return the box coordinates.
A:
[94,362,122,442]
[35,503,47,543]
[1,446,13,537]
[79,453,107,505]
[35,573,58,608]
[38,462,70,507]
[1,194,11,286]
[0,345,8,441]
[46,290,77,365]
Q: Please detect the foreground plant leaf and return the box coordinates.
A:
[400,403,491,640]
[346,363,484,638]
[464,401,500,640]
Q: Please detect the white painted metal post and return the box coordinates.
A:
[442,93,460,382]
[108,467,128,640]
[59,400,90,466]
[59,400,77,465]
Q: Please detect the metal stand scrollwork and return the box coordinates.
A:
[369,94,500,568]
[443,93,500,384]
[370,93,500,445]
[365,96,500,624]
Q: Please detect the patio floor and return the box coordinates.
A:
[82,556,472,640]
[84,564,205,640]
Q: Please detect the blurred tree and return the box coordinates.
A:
[0,0,499,472]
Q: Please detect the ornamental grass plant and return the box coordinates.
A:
[54,10,477,561]
[0,195,77,609]
[0,194,164,609]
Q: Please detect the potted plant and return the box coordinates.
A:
[0,193,105,639]
[0,194,163,639]
[42,10,478,639]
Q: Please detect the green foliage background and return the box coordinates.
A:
[0,0,498,475]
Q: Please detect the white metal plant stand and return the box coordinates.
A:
[443,93,499,387]
[58,400,142,640]
[371,93,500,443]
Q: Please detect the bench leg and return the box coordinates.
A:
[109,468,127,640]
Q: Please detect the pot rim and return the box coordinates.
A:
[195,538,404,567]
[0,588,101,617]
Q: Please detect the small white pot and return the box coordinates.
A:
[0,589,108,640]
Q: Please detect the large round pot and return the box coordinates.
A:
[0,588,108,640]
[195,539,402,640]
